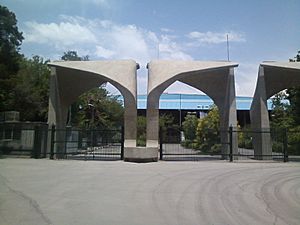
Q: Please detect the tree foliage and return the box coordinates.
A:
[61,50,89,61]
[286,50,300,125]
[196,106,221,153]
[73,88,124,129]
[182,114,198,141]
[270,91,293,129]
[13,56,50,121]
[0,5,24,111]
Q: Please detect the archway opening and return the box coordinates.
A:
[47,61,138,160]
[156,81,223,161]
[59,82,126,160]
[267,86,300,158]
[250,62,300,160]
[68,82,124,130]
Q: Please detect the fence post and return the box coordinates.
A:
[33,125,41,159]
[159,128,163,160]
[283,128,288,162]
[120,126,124,160]
[229,126,233,162]
[50,125,55,159]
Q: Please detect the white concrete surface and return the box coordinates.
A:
[0,159,300,225]
[47,60,138,156]
[124,147,158,162]
[146,60,239,157]
[250,62,300,158]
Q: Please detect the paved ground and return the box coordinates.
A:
[0,159,299,225]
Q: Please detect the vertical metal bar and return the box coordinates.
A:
[229,126,233,162]
[42,125,47,158]
[50,125,55,159]
[159,128,163,160]
[64,126,70,159]
[283,128,288,162]
[33,126,41,159]
[179,94,182,128]
[120,126,124,160]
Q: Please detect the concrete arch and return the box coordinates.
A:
[47,60,138,155]
[250,62,300,159]
[146,60,239,157]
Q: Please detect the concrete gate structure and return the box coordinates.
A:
[47,59,240,161]
[146,60,239,159]
[250,62,300,159]
[47,60,138,157]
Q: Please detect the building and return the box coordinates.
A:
[135,93,273,127]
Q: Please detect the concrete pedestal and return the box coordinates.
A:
[124,147,158,163]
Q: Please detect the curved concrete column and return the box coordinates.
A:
[250,62,300,159]
[147,60,239,158]
[47,60,138,156]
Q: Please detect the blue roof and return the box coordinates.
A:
[117,93,274,110]
[137,93,273,110]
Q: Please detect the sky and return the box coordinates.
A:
[1,0,299,96]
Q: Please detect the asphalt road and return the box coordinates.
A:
[0,159,299,225]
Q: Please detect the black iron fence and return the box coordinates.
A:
[0,122,48,158]
[159,126,300,162]
[159,127,225,161]
[0,123,124,160]
[50,126,124,160]
[1,122,299,162]
[232,127,300,162]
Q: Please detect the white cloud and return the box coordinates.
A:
[160,28,174,33]
[23,16,193,65]
[187,31,246,45]
[24,21,97,48]
[95,45,115,58]
[159,35,193,60]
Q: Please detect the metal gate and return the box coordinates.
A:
[50,126,124,160]
[159,126,299,162]
[159,127,225,161]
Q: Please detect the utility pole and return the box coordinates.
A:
[226,34,230,61]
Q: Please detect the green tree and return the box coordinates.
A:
[182,114,198,141]
[0,5,24,111]
[286,50,300,125]
[270,91,293,129]
[196,106,221,153]
[13,56,50,121]
[61,51,124,129]
[61,50,89,61]
[75,88,124,129]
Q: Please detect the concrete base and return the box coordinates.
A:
[124,147,158,163]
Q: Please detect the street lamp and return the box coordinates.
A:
[88,103,95,148]
[88,103,95,129]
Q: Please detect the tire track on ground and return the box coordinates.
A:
[0,174,52,225]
